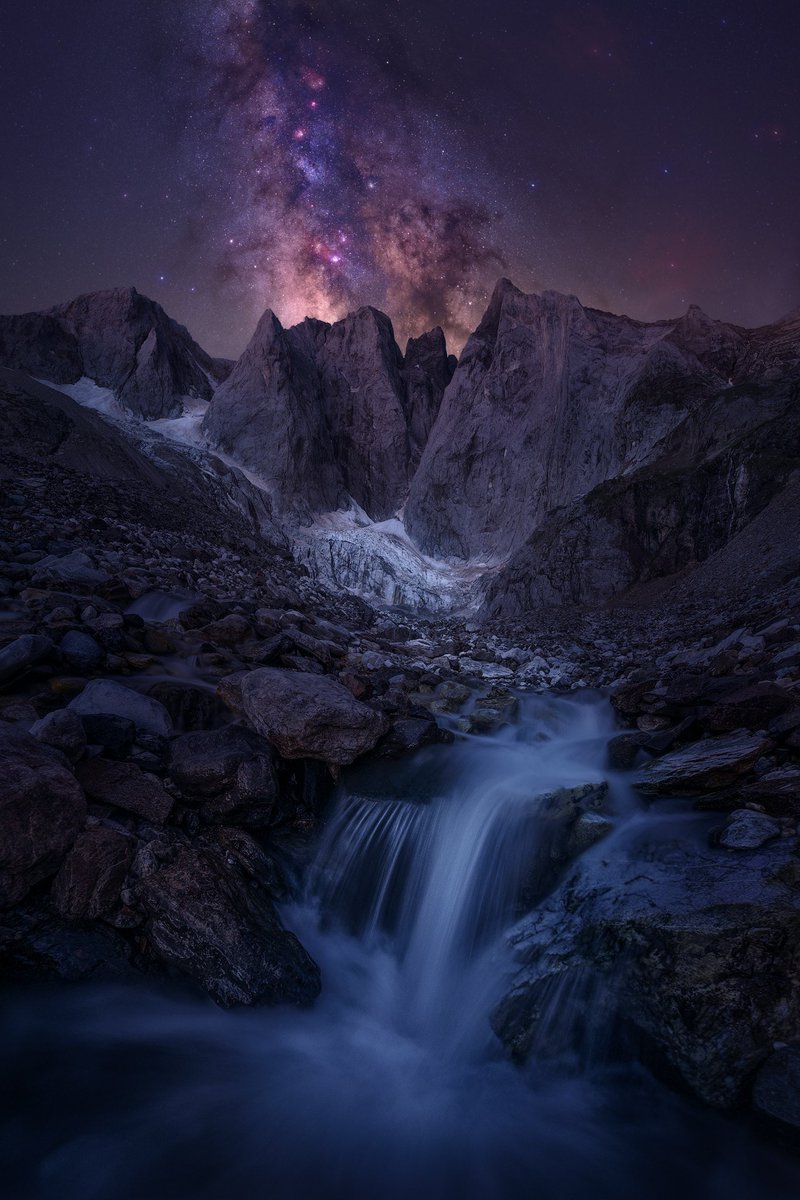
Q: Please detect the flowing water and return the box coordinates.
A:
[2,693,799,1199]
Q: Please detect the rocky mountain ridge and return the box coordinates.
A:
[3,281,798,617]
[0,287,231,420]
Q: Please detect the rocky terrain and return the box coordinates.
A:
[1,281,800,1137]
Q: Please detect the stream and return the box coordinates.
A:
[2,693,799,1199]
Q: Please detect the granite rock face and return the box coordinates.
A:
[400,281,800,613]
[202,307,452,521]
[0,287,230,418]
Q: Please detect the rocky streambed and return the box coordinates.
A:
[2,374,800,1193]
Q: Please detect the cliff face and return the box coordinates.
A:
[202,306,453,523]
[3,279,798,615]
[0,288,230,419]
[404,280,769,561]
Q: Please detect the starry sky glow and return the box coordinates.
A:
[1,1,798,356]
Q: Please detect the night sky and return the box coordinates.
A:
[1,1,798,357]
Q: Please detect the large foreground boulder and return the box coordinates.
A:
[492,818,800,1108]
[0,730,86,907]
[131,834,320,1006]
[233,667,389,765]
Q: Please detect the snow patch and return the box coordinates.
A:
[41,376,126,420]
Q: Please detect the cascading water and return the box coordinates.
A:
[2,694,798,1200]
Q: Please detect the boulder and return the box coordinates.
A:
[717,809,781,850]
[59,629,105,672]
[131,835,320,1006]
[30,708,86,763]
[75,758,173,823]
[167,726,282,827]
[633,731,773,794]
[0,729,86,907]
[233,667,389,765]
[493,821,800,1108]
[33,550,110,588]
[0,634,54,686]
[69,679,173,736]
[52,824,135,919]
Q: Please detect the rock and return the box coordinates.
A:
[69,679,173,737]
[234,667,389,765]
[567,811,614,856]
[59,629,105,672]
[147,681,229,733]
[52,824,135,919]
[373,717,452,758]
[493,821,800,1108]
[76,758,173,823]
[0,729,86,907]
[735,765,800,816]
[33,550,110,587]
[0,634,54,686]
[752,1047,800,1134]
[701,683,796,734]
[0,901,134,982]
[167,726,283,827]
[199,613,252,646]
[78,713,136,757]
[717,809,782,850]
[30,708,86,763]
[633,731,773,794]
[131,835,320,1006]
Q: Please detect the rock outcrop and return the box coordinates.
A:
[401,281,800,616]
[0,287,230,418]
[202,307,453,522]
[493,818,800,1109]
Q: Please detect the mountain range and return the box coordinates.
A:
[2,280,798,616]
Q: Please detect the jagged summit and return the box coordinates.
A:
[202,301,453,522]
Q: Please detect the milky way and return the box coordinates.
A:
[175,0,506,348]
[1,2,798,358]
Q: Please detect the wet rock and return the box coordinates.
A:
[30,708,86,763]
[567,811,614,856]
[69,679,173,737]
[52,824,135,919]
[0,729,86,907]
[373,717,452,758]
[59,629,105,672]
[167,726,282,827]
[0,634,55,686]
[76,758,173,823]
[753,1047,800,1135]
[633,731,773,794]
[131,835,320,1007]
[494,822,800,1108]
[235,667,389,765]
[717,810,782,850]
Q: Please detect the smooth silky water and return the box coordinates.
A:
[2,693,798,1199]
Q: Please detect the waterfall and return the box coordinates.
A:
[2,693,797,1200]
